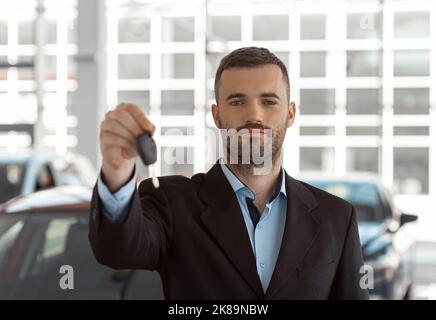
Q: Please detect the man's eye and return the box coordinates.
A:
[263,100,277,105]
[230,100,243,106]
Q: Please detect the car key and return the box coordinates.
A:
[137,132,159,189]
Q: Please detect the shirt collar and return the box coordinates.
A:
[218,158,287,201]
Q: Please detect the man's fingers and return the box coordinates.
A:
[100,130,138,157]
[106,108,143,137]
[101,118,136,144]
[120,103,156,135]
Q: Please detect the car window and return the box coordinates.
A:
[0,219,25,264]
[0,213,123,299]
[35,164,55,192]
[0,213,163,299]
[0,163,25,203]
[308,181,386,222]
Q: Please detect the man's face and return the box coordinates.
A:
[211,64,296,165]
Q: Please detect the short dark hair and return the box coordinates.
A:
[214,47,290,104]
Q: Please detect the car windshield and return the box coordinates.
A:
[0,212,163,299]
[0,163,26,203]
[307,181,386,222]
[0,212,126,299]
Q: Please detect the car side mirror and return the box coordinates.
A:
[400,213,418,227]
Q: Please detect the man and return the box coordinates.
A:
[89,47,369,300]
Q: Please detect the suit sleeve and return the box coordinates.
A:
[88,177,173,271]
[329,205,370,300]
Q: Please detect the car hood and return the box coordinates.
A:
[358,222,387,246]
[357,221,391,259]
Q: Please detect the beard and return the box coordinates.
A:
[218,118,287,175]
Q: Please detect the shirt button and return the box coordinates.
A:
[260,263,265,269]
[257,225,262,230]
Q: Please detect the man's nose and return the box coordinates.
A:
[245,101,264,124]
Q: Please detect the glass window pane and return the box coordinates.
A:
[0,218,25,259]
[347,51,381,77]
[300,126,334,136]
[347,88,380,115]
[0,21,8,44]
[160,146,193,177]
[394,50,429,77]
[162,126,193,136]
[67,19,77,44]
[0,164,26,202]
[118,54,150,79]
[117,91,150,114]
[0,56,7,80]
[162,17,194,42]
[67,56,76,80]
[300,89,335,115]
[346,126,380,136]
[347,12,381,39]
[300,14,326,40]
[347,147,379,173]
[393,126,429,136]
[209,16,241,41]
[67,92,74,109]
[0,214,132,298]
[118,17,150,43]
[206,52,226,79]
[300,51,326,77]
[34,218,87,274]
[46,55,56,80]
[394,88,429,115]
[17,56,34,80]
[162,53,194,79]
[253,15,288,40]
[18,20,33,45]
[394,147,429,194]
[300,147,334,171]
[272,52,289,70]
[161,90,194,115]
[394,12,430,38]
[46,20,57,44]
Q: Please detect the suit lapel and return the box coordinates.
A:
[199,163,264,298]
[265,173,320,299]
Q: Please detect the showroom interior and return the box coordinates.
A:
[0,0,435,300]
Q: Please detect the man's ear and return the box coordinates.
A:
[211,104,222,129]
[287,101,296,128]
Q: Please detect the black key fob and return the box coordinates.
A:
[137,132,157,165]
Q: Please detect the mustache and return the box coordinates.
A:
[235,123,271,131]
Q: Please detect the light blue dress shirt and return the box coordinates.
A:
[97,160,287,293]
[218,159,287,293]
[97,169,137,223]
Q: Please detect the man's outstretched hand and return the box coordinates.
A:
[99,103,155,192]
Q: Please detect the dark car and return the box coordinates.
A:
[301,174,418,300]
[0,186,164,300]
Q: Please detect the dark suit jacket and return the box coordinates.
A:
[89,162,369,300]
